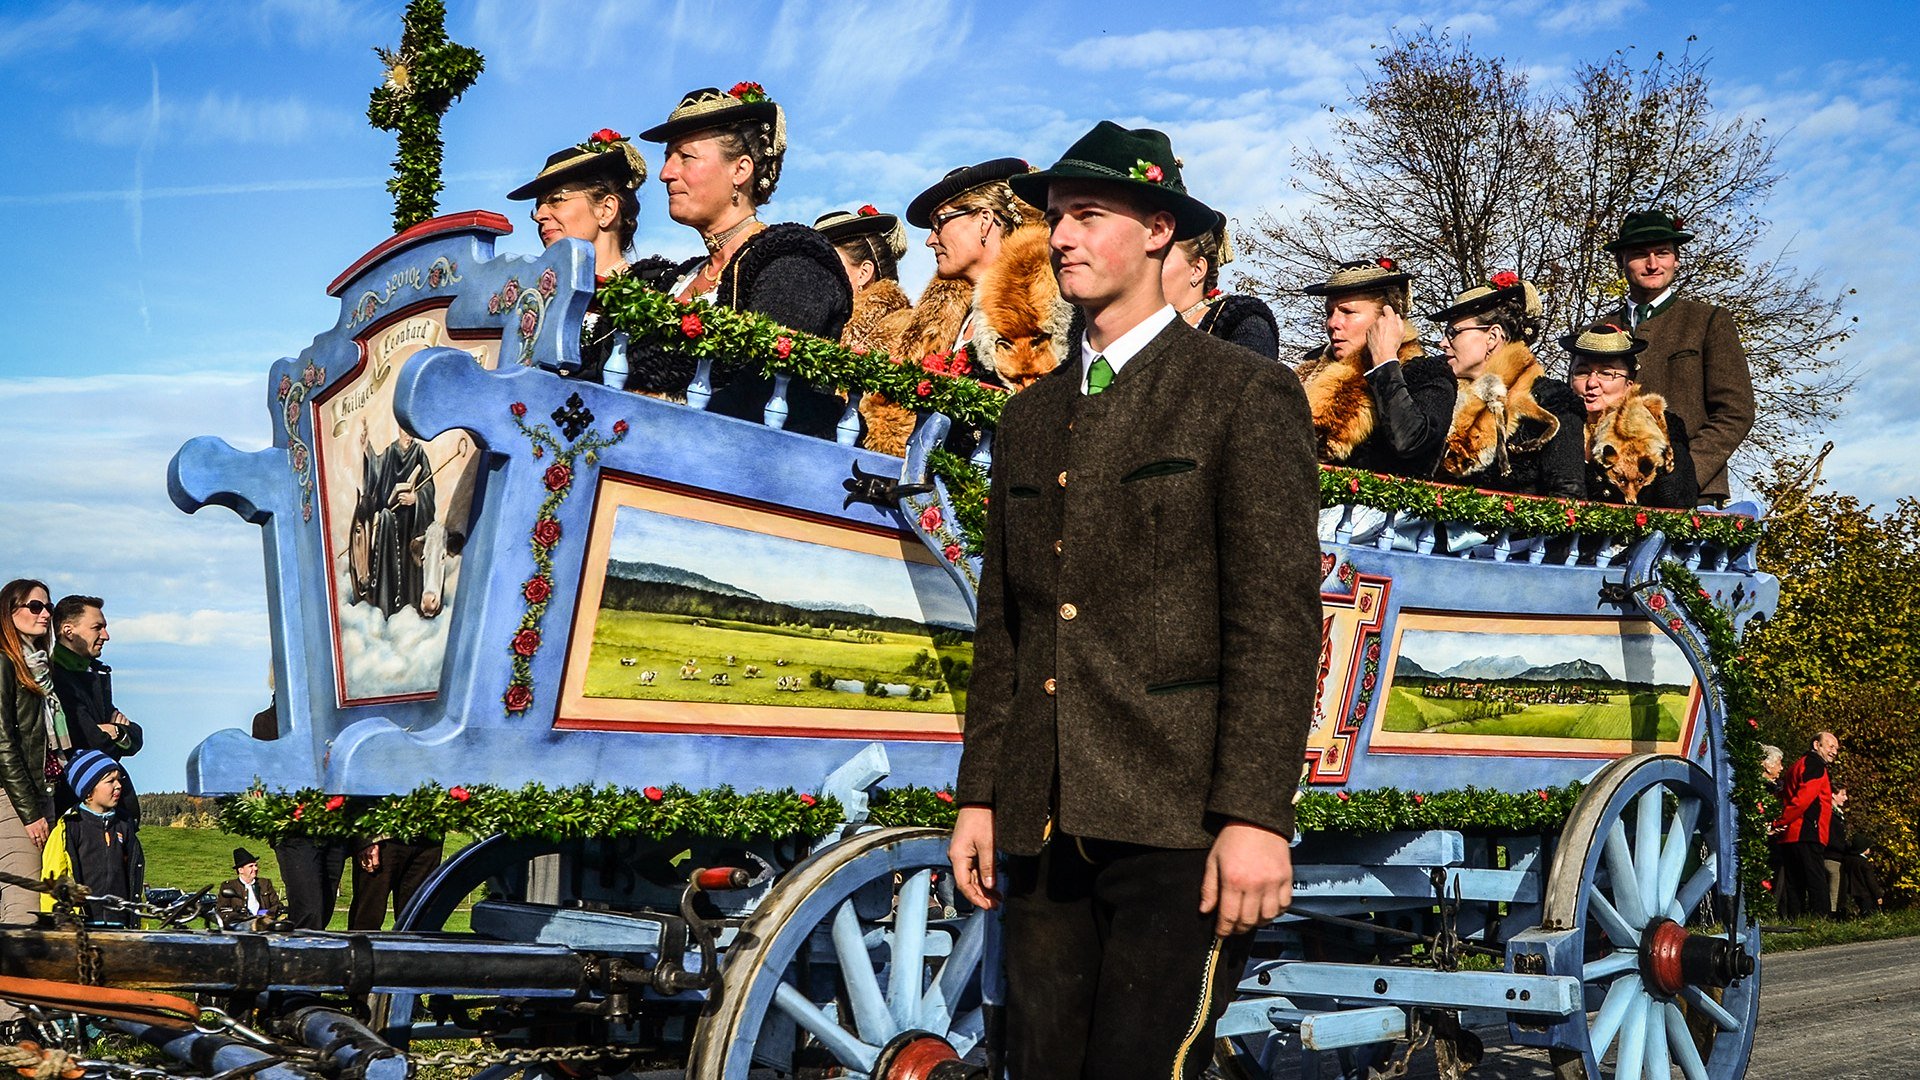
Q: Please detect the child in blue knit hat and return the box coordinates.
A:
[41,749,144,927]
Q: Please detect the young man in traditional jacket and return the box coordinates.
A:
[1603,210,1754,504]
[948,121,1322,1079]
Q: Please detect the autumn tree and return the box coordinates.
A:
[1238,31,1855,474]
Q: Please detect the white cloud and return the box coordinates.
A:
[107,609,266,648]
[1536,0,1645,33]
[0,2,197,59]
[337,599,453,699]
[70,91,353,147]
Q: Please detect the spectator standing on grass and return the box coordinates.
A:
[40,750,142,927]
[1773,731,1838,919]
[0,579,62,1040]
[275,833,352,931]
[48,595,143,823]
[349,833,444,930]
[1823,789,1885,917]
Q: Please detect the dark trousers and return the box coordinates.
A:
[274,838,351,930]
[348,840,443,931]
[1000,835,1248,1080]
[1779,840,1831,920]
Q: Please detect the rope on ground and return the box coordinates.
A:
[0,1042,85,1079]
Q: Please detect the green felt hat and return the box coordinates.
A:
[1009,121,1216,240]
[1605,209,1694,253]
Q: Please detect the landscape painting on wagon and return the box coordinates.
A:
[1371,612,1702,756]
[556,479,974,739]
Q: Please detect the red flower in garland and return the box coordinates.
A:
[858,204,879,216]
[1761,879,1773,891]
[1434,491,1445,509]
[511,401,528,418]
[523,576,552,604]
[936,790,955,804]
[1538,789,1550,802]
[612,418,629,435]
[1490,270,1520,289]
[680,312,704,338]
[512,628,542,657]
[1502,499,1516,513]
[948,352,972,377]
[1748,717,1760,729]
[1565,506,1578,527]
[1697,588,1710,599]
[1648,593,1667,611]
[1735,519,1747,531]
[293,802,305,820]
[920,505,943,531]
[1412,793,1425,805]
[1690,513,1703,528]
[774,335,794,359]
[1337,790,1350,801]
[449,785,471,802]
[798,792,817,807]
[533,518,562,547]
[544,463,573,491]
[1348,477,1360,493]
[643,786,665,802]
[916,379,933,398]
[922,352,949,375]
[325,795,346,812]
[504,684,533,713]
[1634,511,1649,527]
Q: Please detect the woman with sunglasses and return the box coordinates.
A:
[0,579,64,1036]
[1428,275,1585,497]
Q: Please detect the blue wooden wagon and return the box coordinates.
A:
[8,212,1776,1080]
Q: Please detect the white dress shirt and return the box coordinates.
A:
[1080,305,1181,394]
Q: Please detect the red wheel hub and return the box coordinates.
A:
[1642,918,1692,996]
[874,1031,976,1080]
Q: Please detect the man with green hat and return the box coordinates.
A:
[1602,209,1753,503]
[948,120,1321,1078]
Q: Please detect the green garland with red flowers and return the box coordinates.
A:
[1655,560,1776,914]
[500,402,629,716]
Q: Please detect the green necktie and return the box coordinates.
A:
[1635,302,1653,324]
[1087,355,1115,396]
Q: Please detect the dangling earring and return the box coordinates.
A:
[731,189,741,207]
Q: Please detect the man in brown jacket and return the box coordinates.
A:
[1604,210,1755,503]
[947,121,1322,1079]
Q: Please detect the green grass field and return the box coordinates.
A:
[583,609,971,713]
[141,826,475,932]
[1382,686,1684,741]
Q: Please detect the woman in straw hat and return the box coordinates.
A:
[1161,210,1278,358]
[813,206,912,355]
[507,129,670,389]
[1294,258,1455,476]
[639,82,853,438]
[1427,273,1585,497]
[1565,324,1698,508]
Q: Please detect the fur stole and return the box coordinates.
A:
[1586,389,1675,504]
[841,279,911,355]
[970,222,1072,390]
[1440,342,1562,479]
[1294,337,1423,463]
[858,275,976,456]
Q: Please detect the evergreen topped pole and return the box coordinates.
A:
[368,0,484,231]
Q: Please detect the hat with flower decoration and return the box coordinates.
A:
[637,83,786,156]
[1560,322,1649,375]
[905,158,1033,229]
[1008,121,1217,240]
[1604,209,1694,253]
[1302,257,1414,298]
[507,129,648,200]
[813,206,909,260]
[1425,270,1538,323]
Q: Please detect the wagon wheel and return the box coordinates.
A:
[688,827,993,1080]
[1543,754,1759,1080]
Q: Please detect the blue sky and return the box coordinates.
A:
[2,0,1915,793]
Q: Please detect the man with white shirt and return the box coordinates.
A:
[218,848,284,928]
[947,121,1322,1079]
[1602,210,1754,504]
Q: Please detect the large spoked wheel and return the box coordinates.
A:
[1544,754,1759,1080]
[688,827,992,1080]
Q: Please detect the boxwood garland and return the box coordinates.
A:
[220,780,1591,844]
[1657,560,1775,913]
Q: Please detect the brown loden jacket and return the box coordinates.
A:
[955,318,1323,855]
[1607,297,1754,500]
